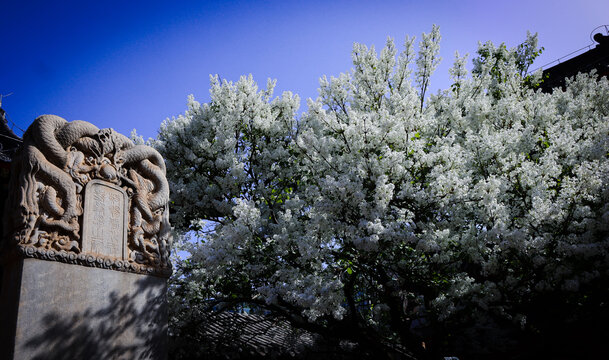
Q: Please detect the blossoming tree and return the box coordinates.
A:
[154,27,609,358]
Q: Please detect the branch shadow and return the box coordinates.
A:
[21,274,167,360]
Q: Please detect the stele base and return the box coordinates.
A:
[0,256,168,360]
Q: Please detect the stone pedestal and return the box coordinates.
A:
[0,257,167,360]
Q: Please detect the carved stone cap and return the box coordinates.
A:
[2,115,172,277]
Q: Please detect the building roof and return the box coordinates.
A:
[170,312,341,359]
[0,107,21,163]
[200,312,318,358]
[169,310,417,360]
[540,32,609,92]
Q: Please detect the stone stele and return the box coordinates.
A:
[0,115,173,360]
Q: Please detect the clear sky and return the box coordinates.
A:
[1,0,607,139]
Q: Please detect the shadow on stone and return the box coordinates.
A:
[1,259,167,360]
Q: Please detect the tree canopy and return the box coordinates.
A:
[153,27,609,359]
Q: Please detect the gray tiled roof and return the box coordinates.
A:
[198,312,318,358]
[169,311,368,360]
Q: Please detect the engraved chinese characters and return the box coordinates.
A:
[82,180,128,259]
[3,115,172,276]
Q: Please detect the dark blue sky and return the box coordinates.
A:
[1,0,607,139]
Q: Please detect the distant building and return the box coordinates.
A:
[0,107,21,165]
[0,107,21,238]
[540,30,609,92]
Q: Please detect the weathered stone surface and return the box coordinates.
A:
[82,180,128,259]
[2,114,172,275]
[0,258,167,360]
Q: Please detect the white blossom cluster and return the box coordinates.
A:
[156,28,609,350]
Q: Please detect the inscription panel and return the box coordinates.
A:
[82,180,128,259]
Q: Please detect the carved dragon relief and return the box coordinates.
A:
[2,115,172,276]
